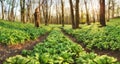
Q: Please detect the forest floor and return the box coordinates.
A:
[1,29,120,63]
[0,32,49,64]
[62,30,120,62]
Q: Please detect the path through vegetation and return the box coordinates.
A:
[0,32,49,64]
[62,29,120,62]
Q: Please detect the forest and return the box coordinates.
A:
[0,0,120,64]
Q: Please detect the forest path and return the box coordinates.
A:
[61,29,120,62]
[0,32,49,64]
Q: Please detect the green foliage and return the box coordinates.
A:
[4,28,119,64]
[64,18,120,51]
[0,20,50,45]
[4,55,40,64]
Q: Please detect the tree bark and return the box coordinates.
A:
[84,0,90,25]
[0,1,4,20]
[75,0,80,28]
[10,0,15,21]
[20,0,26,23]
[107,0,111,21]
[91,0,96,23]
[112,0,115,18]
[34,8,40,27]
[100,0,106,26]
[27,0,32,23]
[69,0,76,29]
[61,0,64,27]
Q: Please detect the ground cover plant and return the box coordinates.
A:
[4,28,120,64]
[64,19,120,51]
[0,20,51,45]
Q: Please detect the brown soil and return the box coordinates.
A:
[0,32,49,64]
[62,30,120,62]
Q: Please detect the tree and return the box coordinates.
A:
[84,0,90,25]
[26,0,32,22]
[34,0,45,27]
[42,0,52,26]
[111,0,115,18]
[44,0,48,26]
[107,0,111,21]
[75,0,80,28]
[10,0,15,21]
[91,0,96,23]
[0,0,5,20]
[100,0,106,26]
[69,0,75,29]
[34,7,40,27]
[61,0,64,27]
[20,0,26,23]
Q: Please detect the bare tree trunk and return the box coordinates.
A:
[61,0,64,27]
[112,0,115,18]
[117,5,120,17]
[80,8,84,23]
[10,0,15,21]
[69,0,76,29]
[8,4,11,20]
[107,0,111,21]
[42,0,49,25]
[34,7,40,27]
[0,1,4,20]
[45,3,48,25]
[75,0,80,28]
[84,0,90,25]
[100,0,106,26]
[91,0,96,23]
[20,0,26,23]
[27,0,32,22]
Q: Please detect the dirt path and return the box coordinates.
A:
[62,30,120,62]
[0,32,49,64]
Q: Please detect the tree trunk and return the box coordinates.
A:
[84,0,90,25]
[100,0,106,26]
[0,1,4,20]
[27,0,32,23]
[69,0,76,29]
[10,0,15,21]
[91,0,96,23]
[112,0,115,18]
[61,0,64,27]
[107,0,111,21]
[34,8,40,27]
[20,0,26,23]
[75,0,80,28]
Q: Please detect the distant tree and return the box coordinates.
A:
[20,0,26,23]
[61,0,64,27]
[111,0,115,18]
[0,0,5,20]
[26,0,32,23]
[42,0,52,26]
[117,5,120,17]
[107,0,111,21]
[34,0,44,27]
[34,7,40,27]
[90,0,96,23]
[100,0,106,26]
[84,0,90,25]
[10,0,15,21]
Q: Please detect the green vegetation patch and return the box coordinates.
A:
[0,20,51,45]
[4,28,119,64]
[64,18,120,51]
